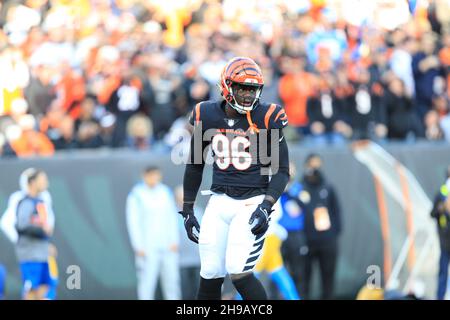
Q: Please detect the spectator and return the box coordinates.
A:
[425,109,444,141]
[24,63,56,118]
[306,74,352,145]
[76,120,104,149]
[430,165,450,300]
[107,75,146,148]
[182,73,211,113]
[146,54,180,140]
[74,95,101,133]
[348,69,388,141]
[390,34,416,98]
[385,77,424,141]
[126,166,181,300]
[279,54,316,137]
[51,115,78,150]
[412,33,442,118]
[9,114,55,157]
[368,47,390,88]
[0,47,29,116]
[126,113,153,150]
[301,154,341,300]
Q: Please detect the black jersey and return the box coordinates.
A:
[189,100,288,196]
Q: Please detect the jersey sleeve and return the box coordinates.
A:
[189,102,203,127]
[268,104,288,129]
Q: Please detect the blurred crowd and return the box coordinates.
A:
[0,0,449,158]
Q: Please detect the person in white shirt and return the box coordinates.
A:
[126,166,181,300]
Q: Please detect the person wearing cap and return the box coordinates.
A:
[0,168,57,300]
[431,165,450,299]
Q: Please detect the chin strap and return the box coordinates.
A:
[246,111,259,134]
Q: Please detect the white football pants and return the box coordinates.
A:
[199,193,268,279]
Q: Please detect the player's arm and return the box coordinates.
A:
[41,191,55,235]
[182,102,210,209]
[265,104,290,205]
[182,133,208,209]
[180,103,209,243]
[249,105,290,236]
[264,129,290,205]
[0,192,21,243]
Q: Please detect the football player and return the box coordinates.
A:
[179,57,290,300]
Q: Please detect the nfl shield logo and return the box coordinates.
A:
[226,119,235,127]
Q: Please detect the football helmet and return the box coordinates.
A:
[219,57,264,114]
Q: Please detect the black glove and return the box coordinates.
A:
[248,200,274,236]
[179,203,200,244]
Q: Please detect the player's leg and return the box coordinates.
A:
[44,255,58,300]
[226,195,268,300]
[270,268,300,300]
[20,262,41,300]
[160,251,181,300]
[264,234,300,300]
[233,233,268,300]
[197,194,229,299]
[35,261,53,300]
[35,285,49,300]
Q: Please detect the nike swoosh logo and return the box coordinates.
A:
[282,120,288,126]
[279,136,285,142]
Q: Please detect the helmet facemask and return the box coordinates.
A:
[227,81,263,114]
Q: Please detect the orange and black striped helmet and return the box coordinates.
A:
[219,57,264,114]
